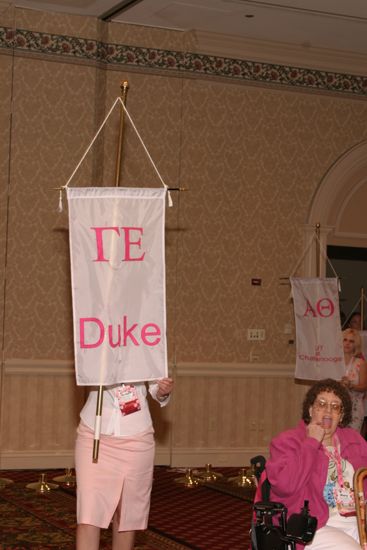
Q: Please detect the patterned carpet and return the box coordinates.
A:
[0,467,253,549]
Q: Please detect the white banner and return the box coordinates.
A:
[290,277,345,380]
[67,187,167,386]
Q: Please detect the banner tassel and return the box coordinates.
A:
[167,190,173,207]
[57,189,63,213]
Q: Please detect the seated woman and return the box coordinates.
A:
[265,379,367,549]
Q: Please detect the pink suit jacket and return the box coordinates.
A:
[265,420,367,529]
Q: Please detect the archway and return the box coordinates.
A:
[304,140,367,321]
[303,140,367,277]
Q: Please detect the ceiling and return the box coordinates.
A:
[3,0,367,57]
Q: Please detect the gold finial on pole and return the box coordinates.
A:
[315,223,321,277]
[114,80,129,187]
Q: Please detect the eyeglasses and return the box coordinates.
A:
[313,399,343,414]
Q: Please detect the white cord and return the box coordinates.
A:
[289,232,340,282]
[289,234,315,279]
[342,296,367,329]
[63,97,120,190]
[60,96,172,206]
[118,98,172,206]
[314,232,339,280]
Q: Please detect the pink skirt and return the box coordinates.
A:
[75,422,155,531]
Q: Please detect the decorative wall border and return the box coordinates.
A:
[1,26,367,96]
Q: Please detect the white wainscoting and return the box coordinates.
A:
[0,359,306,469]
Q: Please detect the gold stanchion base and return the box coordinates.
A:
[195,463,223,483]
[228,467,256,489]
[174,468,200,488]
[53,468,76,487]
[0,477,14,489]
[26,473,59,493]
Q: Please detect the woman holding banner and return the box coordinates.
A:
[75,377,173,550]
[341,328,367,432]
[263,379,367,549]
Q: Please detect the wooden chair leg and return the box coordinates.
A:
[354,467,367,550]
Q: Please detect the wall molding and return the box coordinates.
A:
[308,140,367,227]
[193,30,367,77]
[1,359,295,469]
[0,450,75,469]
[3,358,75,376]
[0,446,267,469]
[174,362,295,378]
[306,139,367,250]
[3,358,295,378]
[0,449,171,469]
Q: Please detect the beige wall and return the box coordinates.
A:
[1,6,367,468]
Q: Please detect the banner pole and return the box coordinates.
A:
[315,223,321,277]
[361,288,365,330]
[114,80,129,187]
[92,82,128,461]
[93,385,104,462]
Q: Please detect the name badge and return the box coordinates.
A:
[334,483,356,517]
[116,385,141,416]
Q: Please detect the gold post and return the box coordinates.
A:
[93,385,104,462]
[174,468,200,488]
[361,288,365,330]
[53,468,76,486]
[114,80,129,187]
[26,473,58,493]
[315,223,321,277]
[91,81,128,461]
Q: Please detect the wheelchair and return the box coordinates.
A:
[249,456,318,550]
